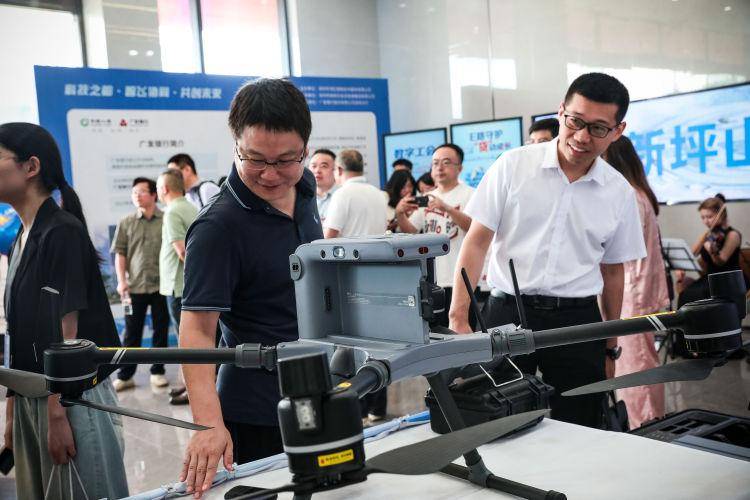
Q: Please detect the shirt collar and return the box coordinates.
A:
[26,197,59,238]
[226,166,316,211]
[541,137,606,186]
[344,176,368,184]
[135,207,163,219]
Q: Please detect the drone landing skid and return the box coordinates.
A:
[425,371,566,500]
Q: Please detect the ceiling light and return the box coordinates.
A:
[128,49,138,56]
[724,5,732,11]
[146,50,154,57]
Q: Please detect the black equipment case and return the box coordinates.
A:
[425,373,554,434]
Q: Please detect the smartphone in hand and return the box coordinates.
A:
[414,195,429,207]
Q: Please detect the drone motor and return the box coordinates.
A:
[277,352,367,487]
[681,270,746,356]
[43,338,100,398]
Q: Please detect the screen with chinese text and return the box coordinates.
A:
[383,128,447,181]
[626,82,750,203]
[450,117,523,187]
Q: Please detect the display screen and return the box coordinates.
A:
[626,82,750,203]
[532,112,557,122]
[383,128,447,181]
[450,117,523,187]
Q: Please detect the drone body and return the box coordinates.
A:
[0,234,746,499]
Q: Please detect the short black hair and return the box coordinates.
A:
[416,171,434,187]
[132,176,157,194]
[392,158,413,170]
[564,73,630,123]
[529,118,559,137]
[337,149,364,173]
[312,148,336,161]
[228,78,312,144]
[167,153,197,174]
[434,143,464,164]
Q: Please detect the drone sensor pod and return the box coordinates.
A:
[277,353,366,483]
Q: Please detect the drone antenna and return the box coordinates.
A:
[460,268,488,333]
[508,259,528,329]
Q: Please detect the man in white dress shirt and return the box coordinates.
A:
[323,149,387,238]
[449,73,646,428]
[309,149,337,224]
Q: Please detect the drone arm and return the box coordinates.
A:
[93,344,277,369]
[532,311,683,351]
[340,361,388,399]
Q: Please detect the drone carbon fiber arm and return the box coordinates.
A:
[94,344,277,369]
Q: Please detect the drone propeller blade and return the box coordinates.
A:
[226,483,294,499]
[0,367,50,398]
[562,358,717,397]
[365,409,547,476]
[60,397,210,431]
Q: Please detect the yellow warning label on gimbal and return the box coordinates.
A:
[317,449,354,467]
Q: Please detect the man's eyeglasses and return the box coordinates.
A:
[431,158,459,168]
[562,113,617,139]
[235,144,305,171]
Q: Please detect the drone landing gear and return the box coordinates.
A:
[425,372,566,500]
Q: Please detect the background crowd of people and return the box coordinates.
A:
[0,72,747,499]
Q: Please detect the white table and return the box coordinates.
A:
[205,418,750,499]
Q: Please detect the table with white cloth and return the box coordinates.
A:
[203,418,750,500]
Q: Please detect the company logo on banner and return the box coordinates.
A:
[34,67,390,336]
[626,83,750,204]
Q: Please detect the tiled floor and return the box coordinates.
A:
[0,337,748,499]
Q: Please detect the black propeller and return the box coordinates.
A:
[233,409,548,499]
[563,339,750,397]
[60,397,210,431]
[561,358,717,396]
[364,409,547,475]
[0,367,49,398]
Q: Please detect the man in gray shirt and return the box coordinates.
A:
[111,177,170,391]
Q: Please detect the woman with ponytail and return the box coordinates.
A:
[0,123,128,499]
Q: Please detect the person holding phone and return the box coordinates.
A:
[395,143,474,326]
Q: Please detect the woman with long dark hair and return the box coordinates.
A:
[0,123,128,499]
[603,136,669,429]
[384,169,416,232]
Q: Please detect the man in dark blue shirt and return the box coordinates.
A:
[178,78,322,498]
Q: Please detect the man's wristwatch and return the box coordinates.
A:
[606,346,622,360]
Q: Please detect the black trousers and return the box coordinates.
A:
[118,292,169,380]
[483,295,606,428]
[224,420,284,464]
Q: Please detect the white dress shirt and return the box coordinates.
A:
[465,138,646,298]
[324,176,387,237]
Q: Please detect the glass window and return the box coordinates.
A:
[0,4,83,124]
[83,0,202,73]
[200,0,286,77]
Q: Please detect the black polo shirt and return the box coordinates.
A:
[182,166,322,426]
[5,197,120,386]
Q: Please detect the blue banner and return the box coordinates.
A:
[626,83,750,203]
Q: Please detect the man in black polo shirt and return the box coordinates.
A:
[178,78,322,497]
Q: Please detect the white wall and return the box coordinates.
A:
[289,0,381,78]
[292,0,750,244]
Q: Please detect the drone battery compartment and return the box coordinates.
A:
[425,374,553,435]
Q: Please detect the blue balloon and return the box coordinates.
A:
[0,204,20,255]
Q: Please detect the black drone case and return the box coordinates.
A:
[425,373,553,434]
